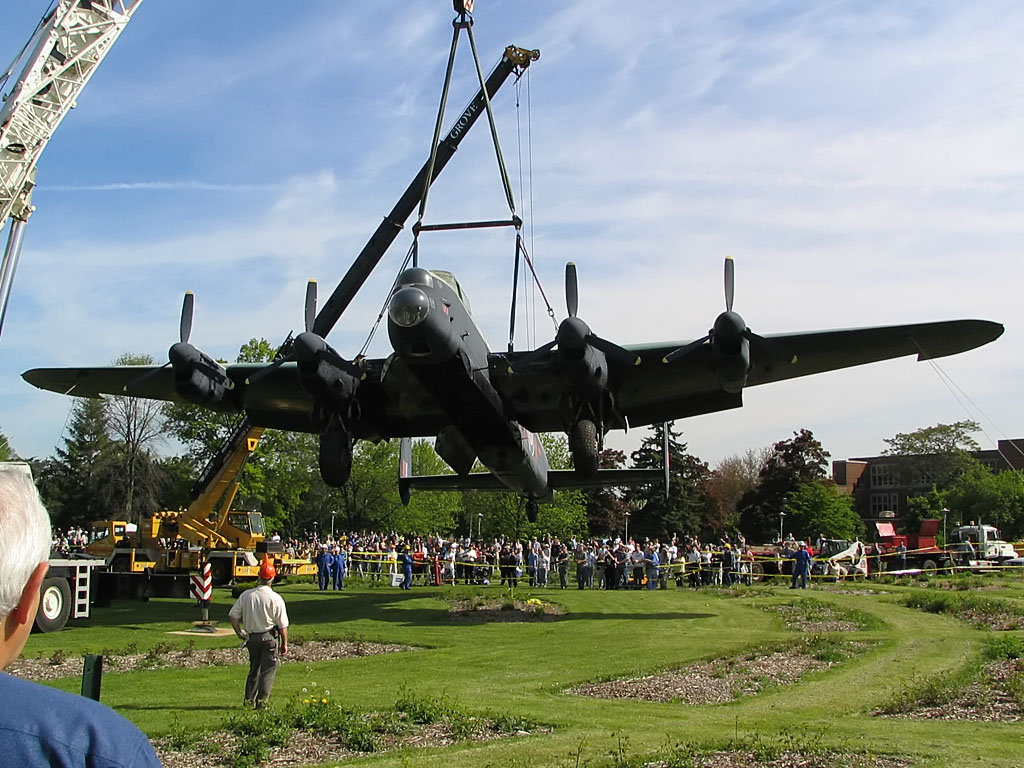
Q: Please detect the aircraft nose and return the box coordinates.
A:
[389,287,431,328]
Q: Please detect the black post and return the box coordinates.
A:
[81,654,103,701]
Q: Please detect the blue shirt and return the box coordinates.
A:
[792,549,814,573]
[0,671,161,767]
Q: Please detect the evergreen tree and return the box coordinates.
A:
[626,422,716,541]
[47,398,119,527]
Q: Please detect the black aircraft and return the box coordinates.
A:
[22,254,1002,520]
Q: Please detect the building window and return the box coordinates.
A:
[911,469,934,486]
[870,492,899,516]
[870,463,899,487]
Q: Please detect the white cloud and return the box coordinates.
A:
[1,1,1020,465]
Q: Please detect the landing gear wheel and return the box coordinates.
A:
[319,428,353,487]
[34,577,71,633]
[570,419,599,478]
[526,501,539,523]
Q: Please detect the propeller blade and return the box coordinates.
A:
[589,335,641,366]
[744,329,798,365]
[565,262,578,319]
[304,279,317,334]
[122,362,170,394]
[507,339,557,373]
[245,354,294,386]
[724,256,734,313]
[179,292,194,344]
[662,333,710,364]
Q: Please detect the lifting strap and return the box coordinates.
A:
[412,8,520,269]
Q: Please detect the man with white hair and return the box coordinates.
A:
[0,465,162,766]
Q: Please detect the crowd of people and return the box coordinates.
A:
[51,526,89,555]
[51,523,831,589]
[275,530,780,590]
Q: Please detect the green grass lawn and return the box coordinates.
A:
[20,575,1024,767]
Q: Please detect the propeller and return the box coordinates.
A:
[662,256,797,366]
[179,291,194,344]
[123,292,196,393]
[509,263,640,371]
[245,279,351,386]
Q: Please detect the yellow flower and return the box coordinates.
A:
[321,698,328,704]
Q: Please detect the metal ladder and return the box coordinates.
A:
[72,563,92,619]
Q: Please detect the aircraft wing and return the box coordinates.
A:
[492,319,1003,430]
[21,358,453,437]
[21,362,319,431]
[23,319,1002,437]
[21,365,180,401]
[740,319,1004,384]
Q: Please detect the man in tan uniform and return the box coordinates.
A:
[229,556,289,708]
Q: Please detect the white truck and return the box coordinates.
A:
[0,462,104,632]
[946,523,1019,568]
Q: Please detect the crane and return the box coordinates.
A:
[0,0,144,340]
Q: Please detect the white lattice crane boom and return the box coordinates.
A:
[0,0,144,338]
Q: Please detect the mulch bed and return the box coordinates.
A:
[569,642,867,705]
[154,717,540,768]
[643,751,910,768]
[761,603,863,633]
[449,597,564,623]
[7,640,413,682]
[877,659,1024,722]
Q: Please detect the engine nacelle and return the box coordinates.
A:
[168,342,235,408]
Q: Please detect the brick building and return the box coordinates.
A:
[832,439,1024,525]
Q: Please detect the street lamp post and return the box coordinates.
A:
[942,508,950,544]
[330,511,337,541]
[624,511,631,544]
[477,512,483,540]
[778,511,786,543]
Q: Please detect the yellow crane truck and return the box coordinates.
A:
[86,421,316,588]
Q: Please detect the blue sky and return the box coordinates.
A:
[1,0,1019,467]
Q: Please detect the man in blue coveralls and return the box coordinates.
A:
[398,544,414,589]
[331,545,346,590]
[316,544,332,591]
[790,541,814,589]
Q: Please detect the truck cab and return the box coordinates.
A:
[947,524,1018,564]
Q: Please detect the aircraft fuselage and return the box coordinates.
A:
[387,267,552,500]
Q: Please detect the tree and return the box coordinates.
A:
[0,427,16,461]
[105,352,166,522]
[738,429,830,542]
[706,447,770,533]
[882,420,984,490]
[626,423,717,541]
[783,479,863,541]
[944,465,1024,540]
[396,440,462,534]
[581,449,630,537]
[43,398,119,527]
